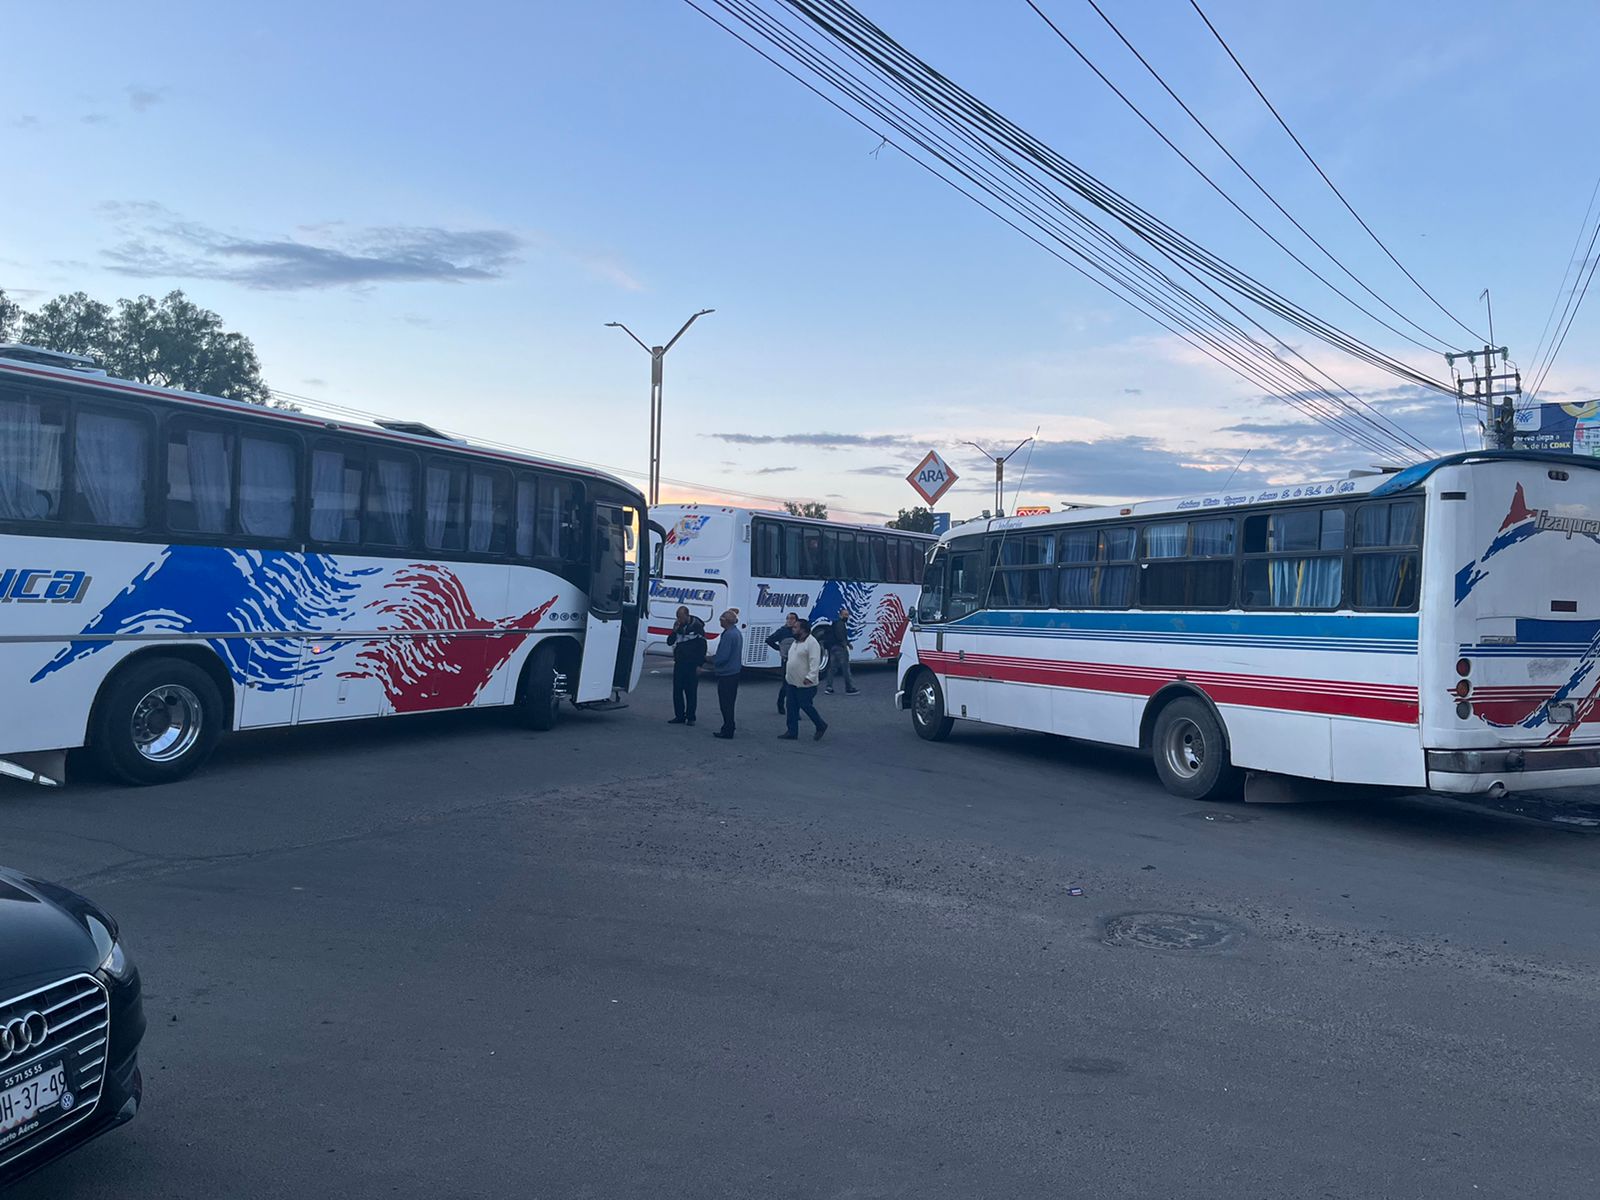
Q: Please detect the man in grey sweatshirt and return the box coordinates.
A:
[711,608,744,740]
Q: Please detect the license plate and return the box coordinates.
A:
[0,1061,67,1135]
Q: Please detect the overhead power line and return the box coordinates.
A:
[1187,0,1486,345]
[1523,214,1600,405]
[1523,169,1600,408]
[1049,0,1462,354]
[688,0,1437,462]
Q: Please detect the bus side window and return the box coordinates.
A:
[753,519,783,576]
[917,548,947,623]
[238,434,297,540]
[166,421,236,535]
[365,452,417,549]
[424,459,469,551]
[0,389,66,522]
[785,524,805,579]
[820,530,840,578]
[514,475,538,558]
[869,534,888,582]
[946,548,985,620]
[309,444,362,543]
[72,406,151,530]
[468,468,511,554]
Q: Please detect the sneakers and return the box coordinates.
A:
[845,688,860,695]
[713,730,734,740]
[824,687,835,695]
[777,732,798,740]
[667,717,686,724]
[813,724,828,741]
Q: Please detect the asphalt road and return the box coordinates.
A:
[4,660,1600,1199]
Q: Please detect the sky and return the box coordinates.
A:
[4,0,1598,522]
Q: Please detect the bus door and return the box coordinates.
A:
[578,501,640,702]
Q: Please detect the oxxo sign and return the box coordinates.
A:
[907,450,958,506]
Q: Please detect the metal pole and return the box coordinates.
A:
[605,311,713,508]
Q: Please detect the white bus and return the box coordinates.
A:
[896,451,1600,802]
[646,504,935,669]
[0,344,648,787]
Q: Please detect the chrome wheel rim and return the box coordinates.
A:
[1161,717,1205,780]
[131,684,203,762]
[913,680,940,726]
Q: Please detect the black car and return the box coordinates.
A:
[0,868,145,1188]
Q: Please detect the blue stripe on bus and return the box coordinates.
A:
[1459,617,1600,657]
[939,610,1418,653]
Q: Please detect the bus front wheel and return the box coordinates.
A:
[1151,697,1241,802]
[91,656,224,786]
[910,670,954,742]
[518,644,562,732]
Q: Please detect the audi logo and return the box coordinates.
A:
[0,1012,49,1062]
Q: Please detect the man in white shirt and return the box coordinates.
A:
[779,618,828,741]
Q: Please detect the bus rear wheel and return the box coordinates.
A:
[517,643,562,732]
[91,656,224,786]
[1151,697,1241,801]
[910,669,954,742]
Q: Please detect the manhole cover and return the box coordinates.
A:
[1101,912,1240,953]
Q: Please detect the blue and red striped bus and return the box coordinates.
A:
[897,451,1600,801]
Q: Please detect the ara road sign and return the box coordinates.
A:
[907,450,958,506]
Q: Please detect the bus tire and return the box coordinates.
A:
[518,643,561,732]
[90,656,225,786]
[1151,697,1241,802]
[910,669,954,742]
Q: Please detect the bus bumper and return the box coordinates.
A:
[1426,745,1600,795]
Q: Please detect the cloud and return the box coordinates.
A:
[751,466,797,474]
[14,115,40,130]
[707,431,915,449]
[81,113,111,125]
[1122,388,1142,395]
[100,204,521,289]
[963,435,1276,504]
[847,464,910,476]
[301,377,327,388]
[126,86,166,112]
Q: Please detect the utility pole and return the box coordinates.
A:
[964,437,1033,517]
[1445,289,1521,451]
[1445,346,1521,450]
[605,309,714,505]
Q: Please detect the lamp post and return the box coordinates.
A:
[605,309,714,505]
[964,437,1033,517]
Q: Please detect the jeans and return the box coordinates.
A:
[672,660,700,721]
[824,645,853,690]
[716,675,740,735]
[784,684,825,735]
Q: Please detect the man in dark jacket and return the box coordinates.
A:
[666,605,707,725]
[822,605,859,696]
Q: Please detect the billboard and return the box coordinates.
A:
[1513,401,1600,457]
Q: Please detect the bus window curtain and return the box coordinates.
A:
[1389,501,1421,545]
[369,458,413,546]
[1269,557,1342,607]
[186,429,231,533]
[1145,522,1187,557]
[515,479,537,557]
[0,398,61,520]
[424,465,452,547]
[75,412,146,527]
[239,438,294,538]
[468,472,495,552]
[310,449,351,541]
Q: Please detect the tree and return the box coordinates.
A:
[0,289,21,341]
[13,289,273,405]
[784,500,829,519]
[886,506,936,532]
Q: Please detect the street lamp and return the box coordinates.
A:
[965,437,1033,517]
[605,309,714,506]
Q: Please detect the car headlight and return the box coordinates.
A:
[99,939,135,983]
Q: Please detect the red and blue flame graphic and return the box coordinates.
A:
[33,547,557,713]
[809,580,910,659]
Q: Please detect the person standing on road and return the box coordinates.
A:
[822,606,859,696]
[711,608,743,740]
[765,611,800,713]
[779,618,827,741]
[666,605,707,725]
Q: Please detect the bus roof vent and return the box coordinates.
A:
[374,418,462,442]
[0,343,108,375]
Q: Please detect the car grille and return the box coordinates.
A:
[0,974,109,1171]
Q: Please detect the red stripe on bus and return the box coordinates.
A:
[918,651,1419,724]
